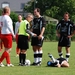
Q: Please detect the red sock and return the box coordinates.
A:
[0,51,6,63]
[5,52,10,64]
[0,51,10,64]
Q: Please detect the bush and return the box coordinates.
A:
[44,23,57,41]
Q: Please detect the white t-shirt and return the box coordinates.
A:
[15,21,20,35]
[0,15,15,37]
[0,16,2,27]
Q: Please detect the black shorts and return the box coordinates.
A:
[57,58,66,64]
[58,36,71,47]
[31,37,44,47]
[17,35,29,50]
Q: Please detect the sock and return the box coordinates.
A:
[58,52,63,58]
[48,54,56,63]
[22,54,26,64]
[0,51,10,64]
[5,52,10,64]
[38,50,43,63]
[0,51,6,63]
[66,53,70,62]
[34,51,38,63]
[19,53,23,64]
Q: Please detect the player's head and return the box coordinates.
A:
[26,13,33,22]
[18,14,22,22]
[34,8,40,17]
[2,6,10,15]
[64,12,69,21]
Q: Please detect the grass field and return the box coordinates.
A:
[0,42,75,75]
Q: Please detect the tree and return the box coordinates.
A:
[25,0,75,20]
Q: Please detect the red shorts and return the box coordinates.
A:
[1,34,12,48]
[0,33,2,39]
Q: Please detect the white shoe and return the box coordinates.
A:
[7,64,14,67]
[0,63,5,67]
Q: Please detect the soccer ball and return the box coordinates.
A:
[25,59,31,66]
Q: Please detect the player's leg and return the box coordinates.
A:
[61,60,69,67]
[31,46,39,65]
[58,36,64,58]
[58,46,63,58]
[0,34,14,67]
[19,50,27,66]
[16,34,20,57]
[65,47,70,62]
[38,47,43,65]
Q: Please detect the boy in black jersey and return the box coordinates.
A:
[47,53,69,67]
[56,12,75,62]
[31,8,46,66]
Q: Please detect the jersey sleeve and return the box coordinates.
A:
[26,23,35,36]
[56,20,61,30]
[42,17,46,27]
[5,18,15,37]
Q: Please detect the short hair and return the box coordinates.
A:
[64,12,70,16]
[25,13,33,18]
[3,6,10,14]
[35,8,40,13]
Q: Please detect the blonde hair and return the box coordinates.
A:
[26,13,33,19]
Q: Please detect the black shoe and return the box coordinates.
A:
[37,61,41,65]
[31,62,41,66]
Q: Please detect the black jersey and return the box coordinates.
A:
[57,58,66,64]
[32,16,46,36]
[56,19,74,36]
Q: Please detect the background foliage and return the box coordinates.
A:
[0,0,75,41]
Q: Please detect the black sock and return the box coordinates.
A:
[19,53,22,64]
[22,54,26,64]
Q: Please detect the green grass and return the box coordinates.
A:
[0,42,75,75]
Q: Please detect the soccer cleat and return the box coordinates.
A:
[31,62,41,66]
[0,63,5,67]
[48,53,56,63]
[7,64,14,67]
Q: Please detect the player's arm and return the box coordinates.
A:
[38,17,46,39]
[68,23,75,38]
[56,21,61,37]
[15,22,17,35]
[5,19,15,38]
[26,24,37,37]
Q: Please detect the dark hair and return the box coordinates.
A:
[35,8,40,13]
[64,12,70,16]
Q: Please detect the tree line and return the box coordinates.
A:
[1,0,75,41]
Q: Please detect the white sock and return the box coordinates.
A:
[34,51,38,63]
[38,50,43,62]
[66,53,70,62]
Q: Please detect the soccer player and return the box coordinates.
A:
[17,13,36,66]
[31,8,46,66]
[47,53,69,67]
[0,16,4,52]
[0,6,15,67]
[56,12,75,62]
[15,14,22,57]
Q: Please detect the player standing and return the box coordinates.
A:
[15,14,22,57]
[56,12,75,62]
[0,6,15,67]
[17,13,35,66]
[31,8,46,66]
